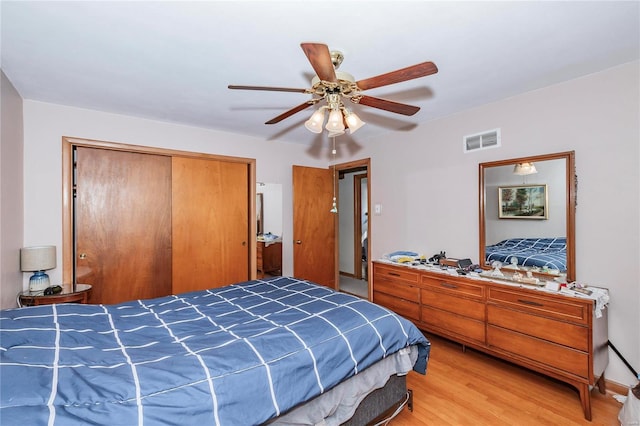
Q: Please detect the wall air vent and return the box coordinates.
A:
[463,128,501,153]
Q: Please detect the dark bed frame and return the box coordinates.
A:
[343,375,412,425]
[267,374,412,425]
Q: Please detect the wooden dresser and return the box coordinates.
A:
[373,261,609,421]
[257,241,282,278]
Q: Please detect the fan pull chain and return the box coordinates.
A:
[330,137,338,213]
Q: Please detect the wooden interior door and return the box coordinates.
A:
[172,157,250,293]
[292,165,336,288]
[75,147,172,304]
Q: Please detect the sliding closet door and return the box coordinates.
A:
[172,157,250,293]
[75,147,172,304]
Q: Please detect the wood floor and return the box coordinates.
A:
[392,334,622,426]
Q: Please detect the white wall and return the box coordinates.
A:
[16,61,640,387]
[360,62,639,387]
[0,70,24,308]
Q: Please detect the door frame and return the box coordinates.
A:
[61,136,257,286]
[334,158,371,299]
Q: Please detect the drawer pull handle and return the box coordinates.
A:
[388,272,401,277]
[441,282,458,289]
[517,299,544,307]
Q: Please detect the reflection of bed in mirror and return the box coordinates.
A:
[485,237,566,270]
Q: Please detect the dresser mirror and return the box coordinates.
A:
[479,151,576,282]
[256,193,264,235]
[256,182,283,238]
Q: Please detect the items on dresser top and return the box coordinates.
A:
[384,251,480,274]
[257,232,281,243]
[378,256,603,304]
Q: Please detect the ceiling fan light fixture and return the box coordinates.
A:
[304,108,326,133]
[229,43,438,137]
[344,110,365,134]
[325,109,345,133]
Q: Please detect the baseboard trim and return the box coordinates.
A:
[339,271,357,278]
[605,378,633,396]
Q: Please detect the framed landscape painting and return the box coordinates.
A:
[498,184,548,219]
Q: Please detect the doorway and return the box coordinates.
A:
[336,159,370,299]
[291,158,371,297]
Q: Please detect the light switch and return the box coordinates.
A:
[374,203,382,215]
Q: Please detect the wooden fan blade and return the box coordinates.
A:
[300,43,337,83]
[228,85,308,93]
[355,95,420,116]
[356,62,438,91]
[265,101,315,124]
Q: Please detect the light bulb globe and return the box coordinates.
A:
[325,109,345,132]
[304,109,326,134]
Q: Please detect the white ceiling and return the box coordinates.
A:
[2,1,639,145]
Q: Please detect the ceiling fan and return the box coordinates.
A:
[228,43,438,134]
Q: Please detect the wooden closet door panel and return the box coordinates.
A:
[172,157,249,293]
[76,147,172,305]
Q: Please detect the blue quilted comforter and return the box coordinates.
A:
[0,277,429,425]
[485,237,567,271]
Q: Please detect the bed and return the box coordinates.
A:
[485,237,567,271]
[0,276,429,425]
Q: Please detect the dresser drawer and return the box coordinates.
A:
[421,306,485,344]
[488,287,590,325]
[487,325,589,378]
[374,264,419,284]
[421,288,485,321]
[487,305,589,351]
[374,291,420,322]
[374,277,420,300]
[421,275,484,300]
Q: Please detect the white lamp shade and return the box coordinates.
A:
[21,245,56,271]
[304,109,326,134]
[325,109,345,132]
[345,112,365,134]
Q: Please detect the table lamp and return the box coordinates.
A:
[20,246,56,292]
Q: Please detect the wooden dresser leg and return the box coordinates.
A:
[595,374,606,394]
[578,383,592,421]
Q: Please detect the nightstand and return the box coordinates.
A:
[18,283,92,307]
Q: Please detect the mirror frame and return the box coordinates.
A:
[479,151,576,282]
